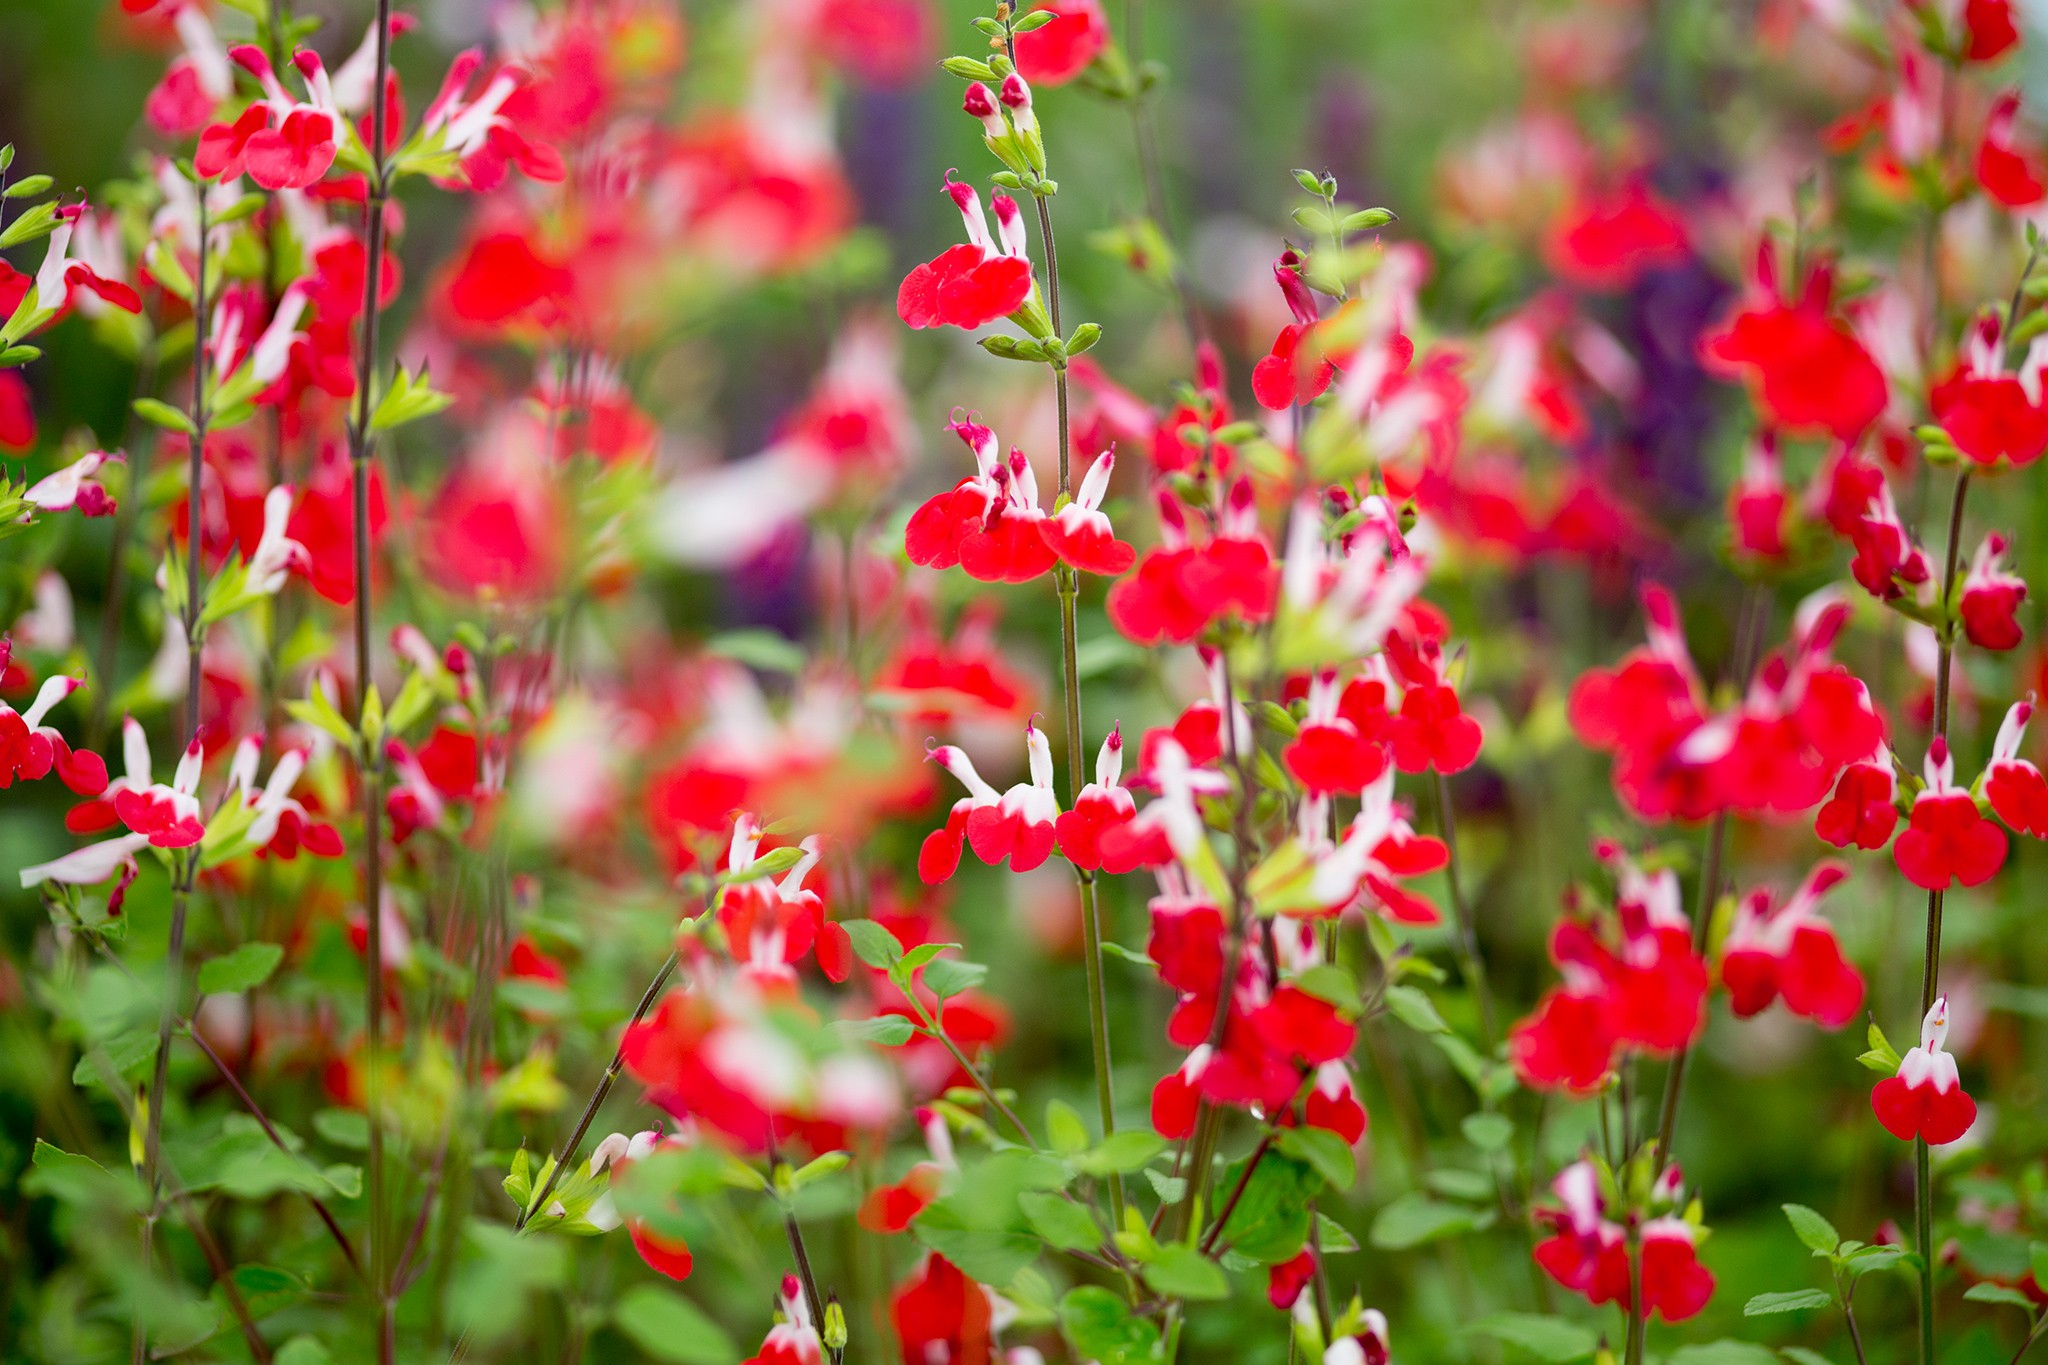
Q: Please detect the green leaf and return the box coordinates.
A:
[1340,207,1397,232]
[197,942,285,995]
[1060,1286,1161,1365]
[1858,1021,1902,1075]
[840,919,904,968]
[275,1338,335,1365]
[73,1029,160,1089]
[133,397,198,434]
[1423,1168,1494,1203]
[923,957,989,1000]
[911,1223,1039,1287]
[1100,941,1156,969]
[1463,1112,1515,1152]
[312,1109,370,1151]
[610,1285,738,1363]
[1142,1242,1229,1300]
[1315,1213,1360,1254]
[1214,1154,1320,1264]
[1044,1100,1090,1156]
[1145,1172,1188,1207]
[1744,1290,1832,1316]
[1466,1313,1599,1362]
[1382,984,1449,1034]
[835,1015,915,1047]
[1369,1192,1489,1250]
[1963,1283,2039,1311]
[2032,1240,2048,1287]
[706,629,807,675]
[1778,1349,1836,1365]
[1018,1190,1100,1252]
[1667,1344,1782,1365]
[1840,1244,1909,1276]
[369,362,456,433]
[0,199,58,250]
[1071,1130,1165,1176]
[1276,1126,1356,1192]
[1782,1203,1841,1256]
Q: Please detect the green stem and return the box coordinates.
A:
[516,951,680,1232]
[1433,769,1494,1048]
[1915,467,1971,1365]
[1028,132,1124,1225]
[346,4,395,1357]
[136,187,210,1365]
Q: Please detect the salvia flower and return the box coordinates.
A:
[741,1274,825,1365]
[1931,313,2048,467]
[1701,243,1888,441]
[1892,736,2007,891]
[918,724,1060,882]
[1719,861,1864,1028]
[1984,698,2048,837]
[1958,531,2027,650]
[897,176,1042,333]
[1872,995,1978,1145]
[0,674,107,794]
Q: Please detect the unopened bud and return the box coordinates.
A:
[963,81,998,119]
[823,1298,848,1351]
[999,72,1032,110]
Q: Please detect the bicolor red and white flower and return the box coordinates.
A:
[918,724,1060,882]
[1719,861,1864,1028]
[897,176,1039,332]
[1872,995,1978,1145]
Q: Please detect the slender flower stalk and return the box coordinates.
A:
[1434,769,1495,1047]
[516,950,680,1231]
[1003,9,1125,1228]
[1915,468,1972,1365]
[345,3,396,1357]
[136,189,209,1365]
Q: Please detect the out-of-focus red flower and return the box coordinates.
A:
[1011,0,1109,85]
[1545,181,1689,289]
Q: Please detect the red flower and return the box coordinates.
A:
[1385,633,1483,774]
[891,1254,993,1365]
[897,178,1034,331]
[1267,1248,1317,1310]
[1719,862,1864,1028]
[1871,996,1978,1145]
[1638,1220,1717,1323]
[1959,531,2027,650]
[0,371,33,452]
[1702,249,1887,441]
[0,677,108,795]
[1054,729,1140,872]
[1960,0,2020,62]
[1816,755,1901,850]
[1303,1061,1368,1145]
[1010,0,1109,86]
[1986,699,2048,836]
[918,729,1060,883]
[445,232,574,328]
[1283,670,1391,795]
[1107,484,1278,645]
[1893,738,2008,891]
[1977,92,2046,208]
[1545,181,1689,290]
[1931,314,2048,467]
[741,1277,825,1365]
